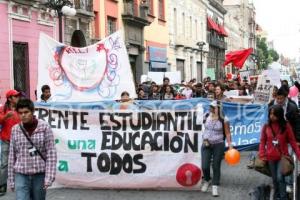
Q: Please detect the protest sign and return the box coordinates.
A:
[35,98,267,189]
[147,72,164,85]
[254,75,274,103]
[37,31,136,102]
[164,71,181,84]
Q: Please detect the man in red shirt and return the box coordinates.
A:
[0,90,20,196]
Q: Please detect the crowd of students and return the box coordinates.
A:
[135,77,255,101]
[2,76,300,199]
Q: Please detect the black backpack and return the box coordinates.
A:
[249,184,271,200]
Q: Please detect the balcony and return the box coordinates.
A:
[174,35,185,47]
[74,0,94,17]
[122,0,151,27]
[208,0,227,15]
[207,33,227,50]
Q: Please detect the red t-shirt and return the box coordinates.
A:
[0,105,20,141]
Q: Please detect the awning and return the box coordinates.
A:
[207,17,220,33]
[150,61,167,69]
[218,24,228,37]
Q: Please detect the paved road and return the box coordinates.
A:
[1,152,270,200]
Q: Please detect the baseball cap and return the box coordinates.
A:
[6,90,20,98]
[210,100,219,107]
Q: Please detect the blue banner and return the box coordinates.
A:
[149,46,167,62]
[35,98,268,150]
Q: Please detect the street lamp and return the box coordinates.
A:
[197,41,206,81]
[43,0,77,42]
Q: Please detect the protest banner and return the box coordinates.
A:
[37,31,136,102]
[254,75,274,103]
[35,98,267,189]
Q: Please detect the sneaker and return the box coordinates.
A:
[286,185,292,193]
[212,185,219,197]
[201,180,210,192]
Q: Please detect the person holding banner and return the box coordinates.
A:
[259,105,300,200]
[37,85,54,103]
[201,100,232,197]
[8,99,57,200]
[0,90,21,196]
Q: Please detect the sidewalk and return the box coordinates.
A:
[1,152,270,200]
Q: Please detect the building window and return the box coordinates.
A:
[197,62,202,82]
[13,42,30,96]
[176,59,185,80]
[174,8,177,36]
[107,16,117,35]
[182,13,185,37]
[148,0,154,15]
[190,16,192,38]
[158,0,165,20]
[195,20,198,40]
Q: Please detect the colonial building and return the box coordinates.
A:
[223,0,256,74]
[65,0,94,45]
[143,0,169,78]
[168,0,207,82]
[93,0,169,83]
[0,0,93,102]
[205,0,228,80]
[0,0,56,101]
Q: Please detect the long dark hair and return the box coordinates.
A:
[217,101,225,121]
[210,100,225,122]
[3,99,10,113]
[268,104,286,133]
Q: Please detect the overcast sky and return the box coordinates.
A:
[253,0,300,60]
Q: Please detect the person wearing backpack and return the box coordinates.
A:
[200,100,233,197]
[259,105,300,200]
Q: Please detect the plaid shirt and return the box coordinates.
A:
[8,119,57,188]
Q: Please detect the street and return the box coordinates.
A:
[1,152,270,200]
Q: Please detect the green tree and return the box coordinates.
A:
[269,49,279,61]
[256,36,280,69]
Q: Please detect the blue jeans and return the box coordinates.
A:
[201,142,225,185]
[15,173,46,200]
[268,161,287,200]
[0,141,9,186]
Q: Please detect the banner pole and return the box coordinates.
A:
[293,153,297,200]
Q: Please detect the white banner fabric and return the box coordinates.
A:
[37,31,136,102]
[35,104,204,189]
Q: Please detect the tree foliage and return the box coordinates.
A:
[269,49,279,62]
[256,36,280,69]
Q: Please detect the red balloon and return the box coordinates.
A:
[225,148,240,166]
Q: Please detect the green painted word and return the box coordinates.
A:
[68,140,96,150]
[58,160,69,172]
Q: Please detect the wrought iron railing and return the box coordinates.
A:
[207,33,227,49]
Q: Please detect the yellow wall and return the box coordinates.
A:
[144,0,169,45]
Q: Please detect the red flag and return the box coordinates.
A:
[223,48,253,69]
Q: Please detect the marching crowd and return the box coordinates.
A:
[1,75,300,199]
[134,77,256,101]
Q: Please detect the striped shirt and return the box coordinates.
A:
[8,119,57,188]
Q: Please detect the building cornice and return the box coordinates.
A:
[208,0,227,15]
